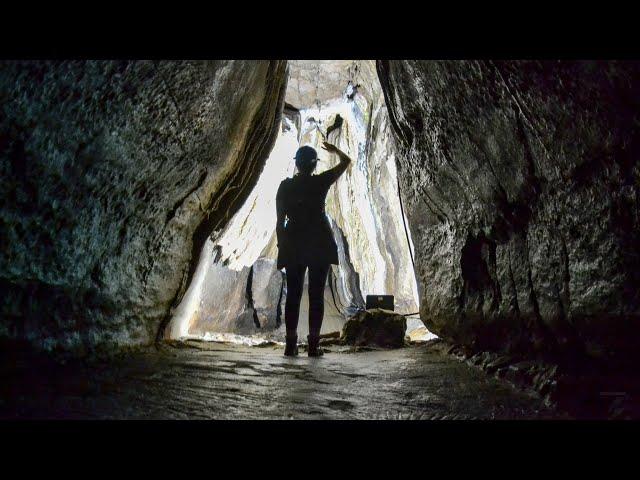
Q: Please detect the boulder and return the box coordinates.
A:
[340,308,407,348]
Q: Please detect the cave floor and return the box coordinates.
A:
[1,340,565,420]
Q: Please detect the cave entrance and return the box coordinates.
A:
[166,60,433,345]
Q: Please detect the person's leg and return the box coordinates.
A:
[307,263,330,356]
[284,264,305,356]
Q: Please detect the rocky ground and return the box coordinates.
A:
[445,344,640,419]
[0,340,565,420]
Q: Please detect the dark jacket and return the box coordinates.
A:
[276,167,344,269]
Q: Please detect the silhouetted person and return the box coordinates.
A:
[276,142,352,357]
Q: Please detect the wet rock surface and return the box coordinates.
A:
[441,342,640,419]
[377,60,640,357]
[0,60,288,352]
[0,340,562,420]
[341,308,407,348]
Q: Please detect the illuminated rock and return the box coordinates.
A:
[291,60,420,315]
[169,60,425,342]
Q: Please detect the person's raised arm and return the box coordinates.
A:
[320,141,351,184]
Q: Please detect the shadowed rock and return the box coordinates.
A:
[377,60,640,358]
[341,308,407,348]
[0,60,288,352]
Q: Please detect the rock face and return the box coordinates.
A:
[284,60,357,111]
[185,256,286,336]
[167,60,423,341]
[0,60,288,352]
[341,308,407,348]
[290,60,420,314]
[377,60,640,356]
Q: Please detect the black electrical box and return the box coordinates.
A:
[366,295,395,311]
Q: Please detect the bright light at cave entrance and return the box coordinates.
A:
[216,118,298,270]
[168,60,434,344]
[168,118,299,339]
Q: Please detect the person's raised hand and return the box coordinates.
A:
[321,141,339,154]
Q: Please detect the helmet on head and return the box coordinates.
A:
[294,145,318,174]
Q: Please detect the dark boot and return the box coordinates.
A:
[307,334,324,357]
[284,334,298,357]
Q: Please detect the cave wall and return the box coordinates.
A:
[292,60,420,314]
[0,60,288,352]
[168,60,423,341]
[168,106,364,339]
[378,60,640,356]
[168,115,298,339]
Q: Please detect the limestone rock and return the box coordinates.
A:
[377,60,640,356]
[408,326,431,342]
[251,258,286,330]
[286,60,357,110]
[341,308,407,348]
[294,60,420,315]
[0,60,288,352]
[168,60,423,341]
